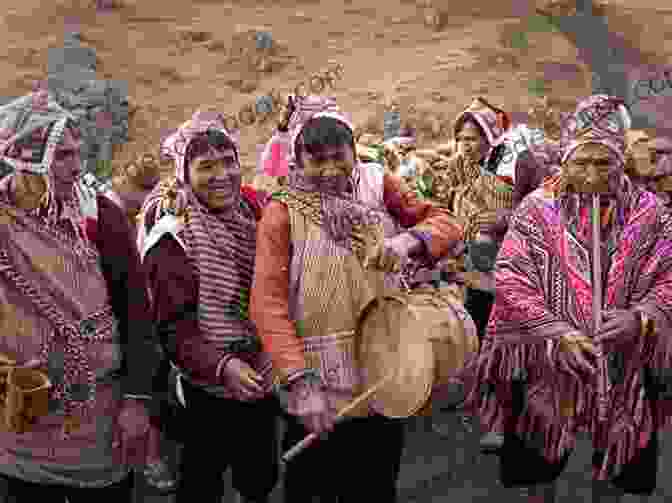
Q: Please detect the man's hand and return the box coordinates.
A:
[287,377,335,436]
[595,309,642,354]
[112,399,151,467]
[365,232,422,273]
[557,332,599,378]
[220,358,266,402]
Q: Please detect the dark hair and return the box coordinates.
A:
[455,115,486,141]
[184,129,237,179]
[295,116,355,161]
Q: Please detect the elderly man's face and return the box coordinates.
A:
[51,127,82,200]
[563,143,619,194]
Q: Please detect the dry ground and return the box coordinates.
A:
[2,0,672,181]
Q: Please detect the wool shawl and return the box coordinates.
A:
[461,175,672,480]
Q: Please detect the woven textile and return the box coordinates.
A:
[279,194,387,418]
[560,94,630,166]
[0,182,126,486]
[460,177,672,481]
[0,92,94,234]
[425,153,514,242]
[452,174,514,242]
[0,91,110,428]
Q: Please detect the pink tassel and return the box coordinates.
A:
[263,134,289,177]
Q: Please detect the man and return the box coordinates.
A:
[139,110,279,503]
[646,136,672,206]
[0,91,160,500]
[461,95,672,502]
[250,96,467,502]
[105,155,175,492]
[106,157,161,241]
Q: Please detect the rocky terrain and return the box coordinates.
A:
[2,0,670,182]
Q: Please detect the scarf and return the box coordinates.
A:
[268,97,383,244]
[139,110,258,343]
[0,91,96,235]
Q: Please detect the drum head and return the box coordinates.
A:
[358,297,434,418]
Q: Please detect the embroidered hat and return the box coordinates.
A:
[160,109,240,184]
[258,95,354,177]
[0,90,77,175]
[453,97,511,146]
[560,95,631,166]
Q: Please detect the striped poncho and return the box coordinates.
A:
[461,175,672,480]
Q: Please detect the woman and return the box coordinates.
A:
[138,110,278,503]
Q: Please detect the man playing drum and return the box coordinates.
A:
[461,95,672,503]
[249,96,467,502]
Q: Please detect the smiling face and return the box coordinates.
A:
[187,149,240,212]
[563,143,620,194]
[296,143,356,194]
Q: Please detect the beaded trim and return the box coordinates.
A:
[272,189,384,262]
[0,199,99,269]
[0,246,115,428]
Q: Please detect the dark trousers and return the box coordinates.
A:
[282,413,405,502]
[176,380,280,503]
[500,376,660,495]
[1,473,133,503]
[464,287,495,342]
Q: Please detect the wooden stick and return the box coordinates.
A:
[592,195,602,335]
[592,195,609,428]
[281,373,394,463]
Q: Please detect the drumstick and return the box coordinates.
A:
[281,372,394,463]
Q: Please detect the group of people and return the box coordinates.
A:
[1,85,672,503]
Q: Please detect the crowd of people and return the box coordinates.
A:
[1,86,672,503]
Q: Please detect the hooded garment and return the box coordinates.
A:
[460,94,672,482]
[257,95,345,178]
[0,90,154,486]
[453,97,510,153]
[137,110,273,397]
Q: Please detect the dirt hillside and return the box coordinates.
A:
[1,0,671,180]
